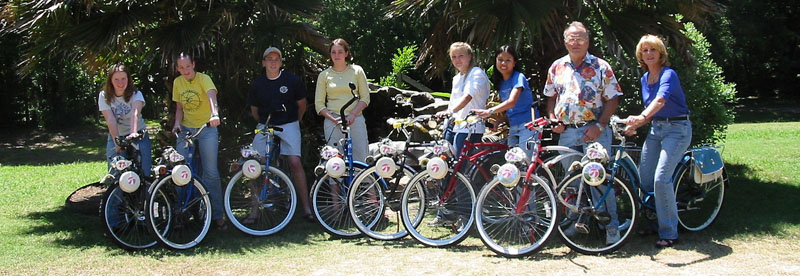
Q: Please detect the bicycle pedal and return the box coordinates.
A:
[595,211,611,226]
[574,222,589,234]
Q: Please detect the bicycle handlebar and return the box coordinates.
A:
[339,82,360,129]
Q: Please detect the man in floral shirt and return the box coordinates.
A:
[544,21,623,245]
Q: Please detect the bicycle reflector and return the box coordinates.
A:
[320,146,340,160]
[119,171,141,193]
[496,163,521,188]
[426,157,448,179]
[171,164,192,186]
[325,157,346,178]
[504,147,527,163]
[582,162,606,186]
[242,159,262,179]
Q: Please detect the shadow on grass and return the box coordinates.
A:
[0,126,106,166]
[21,162,798,261]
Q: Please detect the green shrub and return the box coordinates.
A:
[672,21,737,145]
[379,45,418,89]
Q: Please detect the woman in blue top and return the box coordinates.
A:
[624,34,691,248]
[475,45,537,157]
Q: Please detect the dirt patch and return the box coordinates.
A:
[64,182,106,216]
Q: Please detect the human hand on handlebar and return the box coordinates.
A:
[209,116,221,127]
[345,114,356,126]
[623,125,637,136]
[624,115,646,128]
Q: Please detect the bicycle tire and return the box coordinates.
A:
[225,166,297,236]
[148,177,212,250]
[475,175,558,257]
[674,163,726,231]
[556,171,639,254]
[400,170,476,247]
[311,163,368,238]
[347,164,415,241]
[101,184,159,250]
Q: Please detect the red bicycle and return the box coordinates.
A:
[399,113,508,247]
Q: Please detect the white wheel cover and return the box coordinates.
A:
[325,157,346,178]
[375,157,397,178]
[497,163,521,188]
[119,171,141,193]
[242,159,262,179]
[426,157,448,179]
[171,164,192,186]
[582,162,606,186]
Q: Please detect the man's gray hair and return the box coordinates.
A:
[563,21,590,40]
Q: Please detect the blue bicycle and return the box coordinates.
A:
[311,83,385,238]
[100,130,163,250]
[224,107,297,236]
[147,125,212,250]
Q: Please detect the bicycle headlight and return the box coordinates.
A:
[113,159,133,171]
[426,157,448,179]
[168,151,185,164]
[242,159,262,179]
[320,146,340,160]
[504,147,527,163]
[325,157,346,178]
[379,144,397,156]
[432,140,453,156]
[582,161,607,186]
[496,163,521,188]
[119,171,141,193]
[241,146,259,159]
[375,157,397,178]
[171,164,192,186]
[585,143,609,162]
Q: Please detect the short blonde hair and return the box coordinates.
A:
[635,34,669,70]
[448,42,476,69]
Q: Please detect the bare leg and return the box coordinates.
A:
[284,155,311,215]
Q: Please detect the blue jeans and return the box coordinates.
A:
[176,125,223,221]
[639,120,692,240]
[444,125,483,159]
[507,123,537,159]
[558,125,618,232]
[106,132,152,178]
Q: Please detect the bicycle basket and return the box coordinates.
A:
[691,147,724,184]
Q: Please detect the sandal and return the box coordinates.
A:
[655,238,678,248]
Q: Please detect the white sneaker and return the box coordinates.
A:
[427,216,453,227]
[606,228,621,245]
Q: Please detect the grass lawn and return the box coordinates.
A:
[1,117,799,275]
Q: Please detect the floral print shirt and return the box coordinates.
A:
[543,53,622,124]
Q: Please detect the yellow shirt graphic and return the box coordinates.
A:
[173,72,218,128]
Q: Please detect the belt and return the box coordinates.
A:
[563,121,596,128]
[651,115,689,122]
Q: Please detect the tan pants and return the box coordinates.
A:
[323,114,369,163]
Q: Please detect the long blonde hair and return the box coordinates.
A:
[102,64,136,105]
[448,42,476,70]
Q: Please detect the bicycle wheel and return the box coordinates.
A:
[674,163,726,231]
[400,170,476,247]
[148,176,212,250]
[225,166,297,236]
[475,176,558,257]
[101,184,159,250]
[311,164,367,238]
[348,165,414,241]
[466,150,505,191]
[556,171,638,254]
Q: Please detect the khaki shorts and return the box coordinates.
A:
[253,121,301,157]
